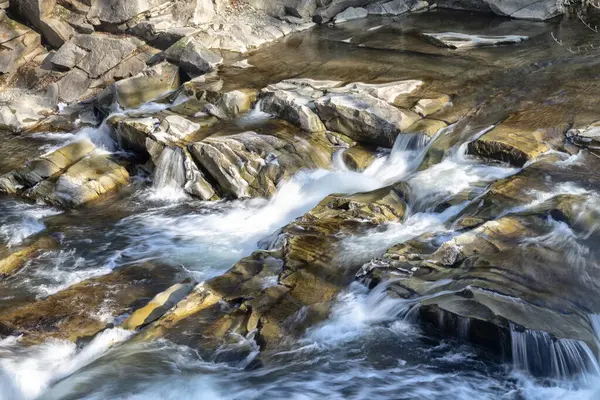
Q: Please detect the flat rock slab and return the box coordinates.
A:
[423,32,528,49]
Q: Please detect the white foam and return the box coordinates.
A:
[0,328,132,400]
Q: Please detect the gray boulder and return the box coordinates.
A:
[315,92,421,147]
[179,39,223,75]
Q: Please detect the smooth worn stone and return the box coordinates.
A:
[333,6,368,23]
[0,263,178,345]
[138,183,408,350]
[50,41,87,70]
[342,145,376,171]
[0,236,58,277]
[113,62,180,109]
[179,38,223,75]
[158,115,200,140]
[188,127,333,199]
[24,151,130,208]
[467,115,551,167]
[0,139,96,194]
[260,88,326,132]
[360,212,600,354]
[316,92,421,147]
[423,32,528,50]
[330,80,424,104]
[122,281,197,330]
[413,94,452,117]
[406,118,448,137]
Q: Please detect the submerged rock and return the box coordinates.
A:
[0,236,58,277]
[423,32,528,49]
[0,264,178,345]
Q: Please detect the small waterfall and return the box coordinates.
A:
[510,324,600,380]
[150,146,188,201]
[235,100,272,127]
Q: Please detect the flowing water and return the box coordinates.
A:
[2,9,600,400]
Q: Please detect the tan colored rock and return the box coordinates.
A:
[467,113,552,167]
[188,126,333,199]
[122,281,196,330]
[413,94,451,117]
[0,236,58,277]
[0,139,96,194]
[114,62,180,109]
[342,145,376,171]
[406,118,448,137]
[0,264,178,345]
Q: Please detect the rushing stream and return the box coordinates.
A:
[2,8,600,400]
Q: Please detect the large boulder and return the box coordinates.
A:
[87,0,170,25]
[179,38,223,75]
[316,92,421,147]
[0,139,130,208]
[72,33,140,78]
[0,85,58,133]
[467,111,558,167]
[358,210,600,372]
[188,125,334,199]
[113,61,180,108]
[0,16,44,75]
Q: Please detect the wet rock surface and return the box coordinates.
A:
[2,4,600,399]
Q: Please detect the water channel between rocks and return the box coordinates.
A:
[2,9,600,400]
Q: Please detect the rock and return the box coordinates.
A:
[24,151,130,208]
[38,16,75,48]
[316,92,421,147]
[188,126,334,199]
[342,145,376,171]
[330,80,423,104]
[313,0,376,23]
[0,263,178,345]
[87,0,169,24]
[56,68,91,103]
[73,33,139,78]
[0,85,58,132]
[137,184,408,350]
[333,6,368,23]
[484,0,562,20]
[423,32,528,50]
[0,236,58,277]
[179,38,223,75]
[467,113,552,167]
[406,118,448,137]
[113,62,180,109]
[158,115,200,140]
[360,213,600,357]
[0,139,96,194]
[413,94,452,117]
[0,18,43,75]
[192,0,215,24]
[11,0,56,28]
[122,280,196,330]
[366,0,412,15]
[260,88,326,132]
[50,40,87,70]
